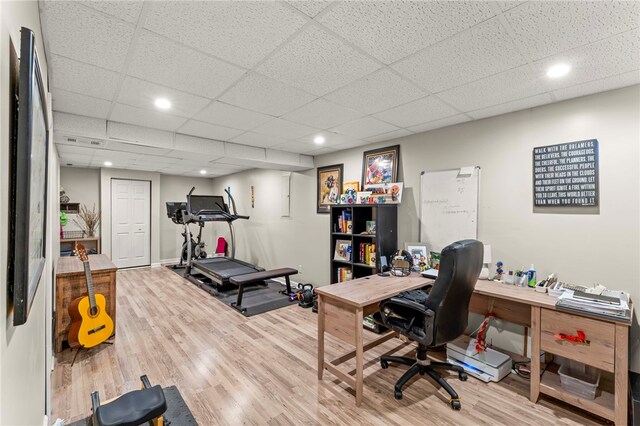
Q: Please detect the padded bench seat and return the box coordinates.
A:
[229,267,298,312]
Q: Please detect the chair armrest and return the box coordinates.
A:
[379,290,435,346]
[381,296,431,315]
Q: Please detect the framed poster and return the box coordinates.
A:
[317,164,343,213]
[405,242,428,271]
[362,145,400,185]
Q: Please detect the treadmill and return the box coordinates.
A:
[183,188,263,293]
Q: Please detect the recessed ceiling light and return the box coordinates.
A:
[314,136,325,145]
[200,169,207,175]
[154,98,171,110]
[546,63,571,79]
[104,161,112,167]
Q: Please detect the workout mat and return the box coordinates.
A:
[64,385,198,426]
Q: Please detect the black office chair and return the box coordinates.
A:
[376,239,483,410]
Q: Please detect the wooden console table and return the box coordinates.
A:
[55,254,117,353]
[317,275,632,424]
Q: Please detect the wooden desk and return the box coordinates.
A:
[317,276,632,424]
[316,274,433,406]
[55,254,117,353]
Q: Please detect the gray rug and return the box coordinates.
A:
[66,385,197,426]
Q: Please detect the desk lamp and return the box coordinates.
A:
[479,244,491,280]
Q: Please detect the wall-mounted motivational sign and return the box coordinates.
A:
[533,139,599,207]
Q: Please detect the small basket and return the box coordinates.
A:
[62,230,86,239]
[558,361,600,400]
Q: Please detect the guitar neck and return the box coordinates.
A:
[82,261,97,310]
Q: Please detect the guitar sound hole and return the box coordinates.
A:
[88,307,99,317]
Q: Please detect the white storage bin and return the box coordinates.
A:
[558,361,600,400]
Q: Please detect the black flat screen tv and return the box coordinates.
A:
[9,27,49,326]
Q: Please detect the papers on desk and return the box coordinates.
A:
[420,268,439,279]
[556,290,631,322]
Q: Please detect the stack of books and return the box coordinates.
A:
[556,289,631,322]
[337,210,352,233]
[357,243,376,266]
[337,267,353,283]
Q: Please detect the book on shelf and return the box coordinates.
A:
[337,267,353,283]
[334,239,352,262]
[337,210,352,233]
[357,242,376,266]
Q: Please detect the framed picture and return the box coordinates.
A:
[317,164,343,214]
[342,181,360,193]
[9,27,49,326]
[405,243,428,271]
[334,239,352,262]
[362,145,400,186]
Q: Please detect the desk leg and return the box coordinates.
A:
[530,306,541,402]
[614,324,628,425]
[355,307,364,406]
[317,294,325,380]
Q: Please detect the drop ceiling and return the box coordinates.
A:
[41,1,640,176]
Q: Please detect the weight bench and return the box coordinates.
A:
[229,267,298,313]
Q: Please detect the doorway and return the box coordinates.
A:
[110,179,151,268]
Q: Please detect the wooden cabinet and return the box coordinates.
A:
[55,254,117,353]
[329,205,397,284]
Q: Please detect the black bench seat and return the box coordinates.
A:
[229,267,298,312]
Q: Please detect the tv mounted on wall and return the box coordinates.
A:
[8,27,49,326]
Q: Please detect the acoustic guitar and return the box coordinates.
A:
[67,244,114,348]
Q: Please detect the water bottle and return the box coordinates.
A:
[527,264,537,288]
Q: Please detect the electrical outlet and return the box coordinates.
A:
[298,264,302,274]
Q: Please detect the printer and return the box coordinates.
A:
[446,334,512,383]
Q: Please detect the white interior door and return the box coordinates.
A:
[111,179,151,268]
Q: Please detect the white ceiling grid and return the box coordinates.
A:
[40,0,640,177]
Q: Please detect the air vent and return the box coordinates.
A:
[64,136,104,147]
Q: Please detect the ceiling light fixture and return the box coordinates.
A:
[200,169,207,175]
[104,161,112,167]
[154,98,171,110]
[546,63,571,79]
[314,136,325,145]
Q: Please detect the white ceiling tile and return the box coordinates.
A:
[286,1,332,18]
[224,143,265,161]
[495,1,526,12]
[319,1,496,64]
[552,71,640,102]
[535,29,640,92]
[330,139,372,151]
[144,1,307,68]
[281,98,363,129]
[407,114,471,134]
[107,122,174,148]
[105,141,171,156]
[219,73,316,116]
[127,30,245,99]
[373,96,459,128]
[330,117,400,139]
[116,77,211,118]
[365,129,413,144]
[505,1,640,61]
[437,64,549,111]
[392,18,527,93]
[139,154,181,165]
[52,89,112,119]
[79,1,143,24]
[266,149,301,165]
[305,146,335,156]
[467,93,553,119]
[174,134,225,156]
[297,131,355,147]
[194,102,273,131]
[271,140,318,154]
[256,25,381,96]
[208,162,250,173]
[178,120,243,142]
[55,144,96,157]
[325,69,424,114]
[93,150,141,161]
[252,118,319,140]
[50,55,120,100]
[230,132,288,149]
[41,2,135,71]
[53,112,107,139]
[110,104,187,132]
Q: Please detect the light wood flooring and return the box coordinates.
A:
[52,267,607,425]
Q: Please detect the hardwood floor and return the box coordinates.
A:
[52,267,607,425]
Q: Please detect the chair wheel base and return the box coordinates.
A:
[450,399,462,410]
[381,360,389,369]
[459,372,468,381]
[394,390,403,400]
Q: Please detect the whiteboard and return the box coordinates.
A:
[419,167,480,253]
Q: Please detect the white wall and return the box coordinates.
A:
[0,1,56,424]
[59,167,101,235]
[213,86,640,372]
[159,174,216,262]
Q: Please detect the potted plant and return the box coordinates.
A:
[74,204,100,237]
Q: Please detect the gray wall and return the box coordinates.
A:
[0,1,57,423]
[212,85,640,372]
[159,174,216,261]
[59,167,101,235]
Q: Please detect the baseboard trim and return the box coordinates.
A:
[271,277,301,289]
[160,258,179,265]
[151,262,162,268]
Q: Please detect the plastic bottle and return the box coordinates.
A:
[527,264,537,288]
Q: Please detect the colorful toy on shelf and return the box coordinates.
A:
[340,188,356,204]
[495,261,504,281]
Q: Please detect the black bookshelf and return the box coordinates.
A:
[330,204,398,284]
